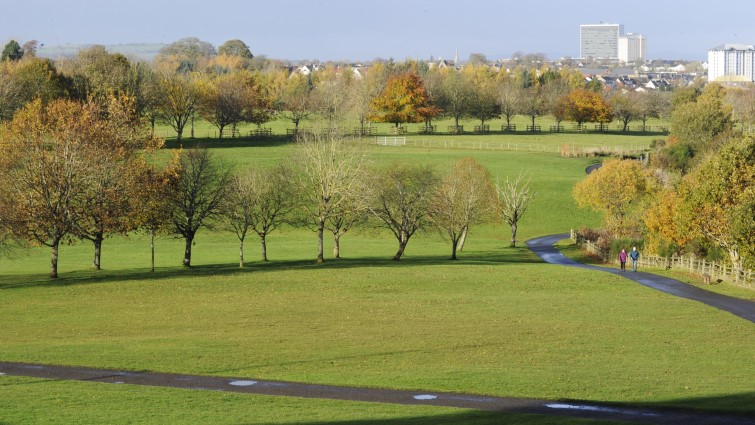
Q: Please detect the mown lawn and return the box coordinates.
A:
[1,141,753,423]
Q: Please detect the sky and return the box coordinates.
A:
[3,0,755,62]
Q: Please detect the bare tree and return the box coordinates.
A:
[495,172,536,247]
[291,130,368,263]
[429,158,496,260]
[369,163,440,261]
[170,147,231,267]
[224,164,295,266]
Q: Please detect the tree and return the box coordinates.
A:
[218,39,253,59]
[313,67,351,127]
[637,90,669,132]
[224,164,295,265]
[277,73,316,131]
[0,57,69,117]
[519,85,547,129]
[468,68,500,128]
[170,147,231,267]
[369,163,440,261]
[429,158,496,260]
[727,86,755,131]
[0,99,92,278]
[437,70,475,129]
[157,37,216,73]
[131,156,179,272]
[58,45,132,102]
[1,40,24,61]
[609,91,640,132]
[573,159,654,237]
[71,95,163,270]
[495,172,536,247]
[291,130,368,263]
[346,64,387,135]
[671,84,732,150]
[370,72,438,127]
[157,72,200,142]
[557,89,612,129]
[198,71,266,139]
[497,79,520,129]
[680,135,754,270]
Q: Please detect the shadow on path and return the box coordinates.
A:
[526,234,755,323]
[2,362,754,425]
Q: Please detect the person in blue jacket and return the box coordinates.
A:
[629,246,640,272]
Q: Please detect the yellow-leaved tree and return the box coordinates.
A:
[573,158,655,238]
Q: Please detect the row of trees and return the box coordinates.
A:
[0,97,535,278]
[0,37,689,141]
[573,83,754,271]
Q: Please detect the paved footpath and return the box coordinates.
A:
[1,361,754,425]
[527,234,755,323]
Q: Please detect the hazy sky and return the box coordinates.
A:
[3,0,754,61]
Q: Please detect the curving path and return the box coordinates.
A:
[527,233,755,323]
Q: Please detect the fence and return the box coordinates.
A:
[375,137,406,146]
[390,139,647,154]
[569,229,753,287]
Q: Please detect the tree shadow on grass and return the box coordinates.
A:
[163,135,293,150]
[251,411,611,425]
[0,246,544,290]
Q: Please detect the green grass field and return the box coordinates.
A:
[1,133,753,424]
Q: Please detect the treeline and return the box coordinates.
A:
[0,96,536,277]
[0,37,738,138]
[573,83,754,272]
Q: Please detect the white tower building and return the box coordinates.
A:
[618,33,646,63]
[708,44,755,82]
[580,23,624,60]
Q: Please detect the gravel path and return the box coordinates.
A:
[526,234,755,323]
[2,361,754,424]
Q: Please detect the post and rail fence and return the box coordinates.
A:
[569,229,753,287]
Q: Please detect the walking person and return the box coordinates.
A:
[618,248,628,272]
[629,246,640,272]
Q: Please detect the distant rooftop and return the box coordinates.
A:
[709,44,755,51]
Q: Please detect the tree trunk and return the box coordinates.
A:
[317,219,325,263]
[183,235,194,267]
[510,222,518,247]
[50,239,60,279]
[150,230,155,273]
[190,114,195,138]
[294,118,300,130]
[622,119,629,132]
[150,117,156,138]
[176,126,183,142]
[530,115,536,128]
[451,237,459,260]
[458,226,468,252]
[260,234,268,262]
[393,240,407,261]
[333,233,341,259]
[92,235,103,270]
[219,123,225,140]
[239,238,245,268]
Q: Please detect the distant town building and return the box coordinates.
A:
[707,44,755,82]
[618,33,646,63]
[580,23,624,60]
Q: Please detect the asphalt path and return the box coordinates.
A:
[2,361,754,425]
[526,233,755,323]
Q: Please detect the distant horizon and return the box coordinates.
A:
[4,0,754,63]
[33,41,712,64]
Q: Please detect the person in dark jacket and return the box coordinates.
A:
[629,246,640,272]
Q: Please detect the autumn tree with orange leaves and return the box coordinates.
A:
[556,89,612,129]
[370,72,439,127]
